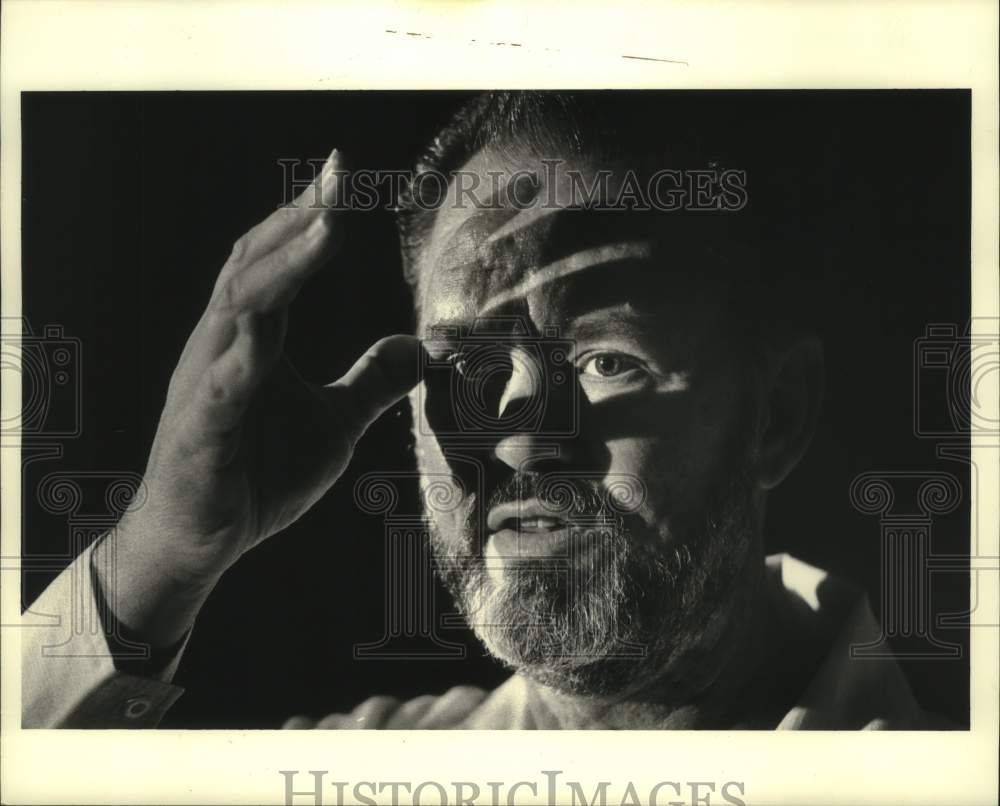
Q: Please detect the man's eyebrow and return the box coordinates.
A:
[565,307,658,340]
[422,308,656,347]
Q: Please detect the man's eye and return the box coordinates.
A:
[578,353,642,379]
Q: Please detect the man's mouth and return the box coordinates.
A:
[485,499,579,561]
[512,516,567,533]
[487,499,573,534]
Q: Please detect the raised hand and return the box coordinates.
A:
[98,148,422,648]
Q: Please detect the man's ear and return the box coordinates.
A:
[755,336,825,490]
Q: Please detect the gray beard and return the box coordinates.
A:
[428,467,759,698]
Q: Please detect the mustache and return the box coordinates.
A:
[484,471,642,521]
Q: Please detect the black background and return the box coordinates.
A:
[21,91,970,727]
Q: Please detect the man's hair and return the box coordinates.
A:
[396,90,821,346]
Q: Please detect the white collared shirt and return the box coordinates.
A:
[21,545,948,729]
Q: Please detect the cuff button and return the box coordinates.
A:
[123,696,152,719]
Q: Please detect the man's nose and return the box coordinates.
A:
[492,346,574,472]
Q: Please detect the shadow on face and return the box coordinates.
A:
[412,160,758,562]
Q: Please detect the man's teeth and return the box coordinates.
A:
[517,517,564,531]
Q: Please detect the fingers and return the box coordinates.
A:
[215,147,346,288]
[324,335,425,443]
[167,146,416,468]
[167,147,346,411]
[165,214,336,414]
[216,208,342,314]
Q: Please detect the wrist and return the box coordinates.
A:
[92,522,219,651]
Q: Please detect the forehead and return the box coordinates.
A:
[414,146,727,333]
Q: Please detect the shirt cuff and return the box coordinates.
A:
[21,538,187,728]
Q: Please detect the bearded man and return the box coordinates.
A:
[22,92,941,729]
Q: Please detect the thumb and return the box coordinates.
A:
[324,334,425,442]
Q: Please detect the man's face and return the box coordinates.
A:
[410,146,764,697]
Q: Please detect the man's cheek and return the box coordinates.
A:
[601,435,699,541]
[688,364,758,478]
